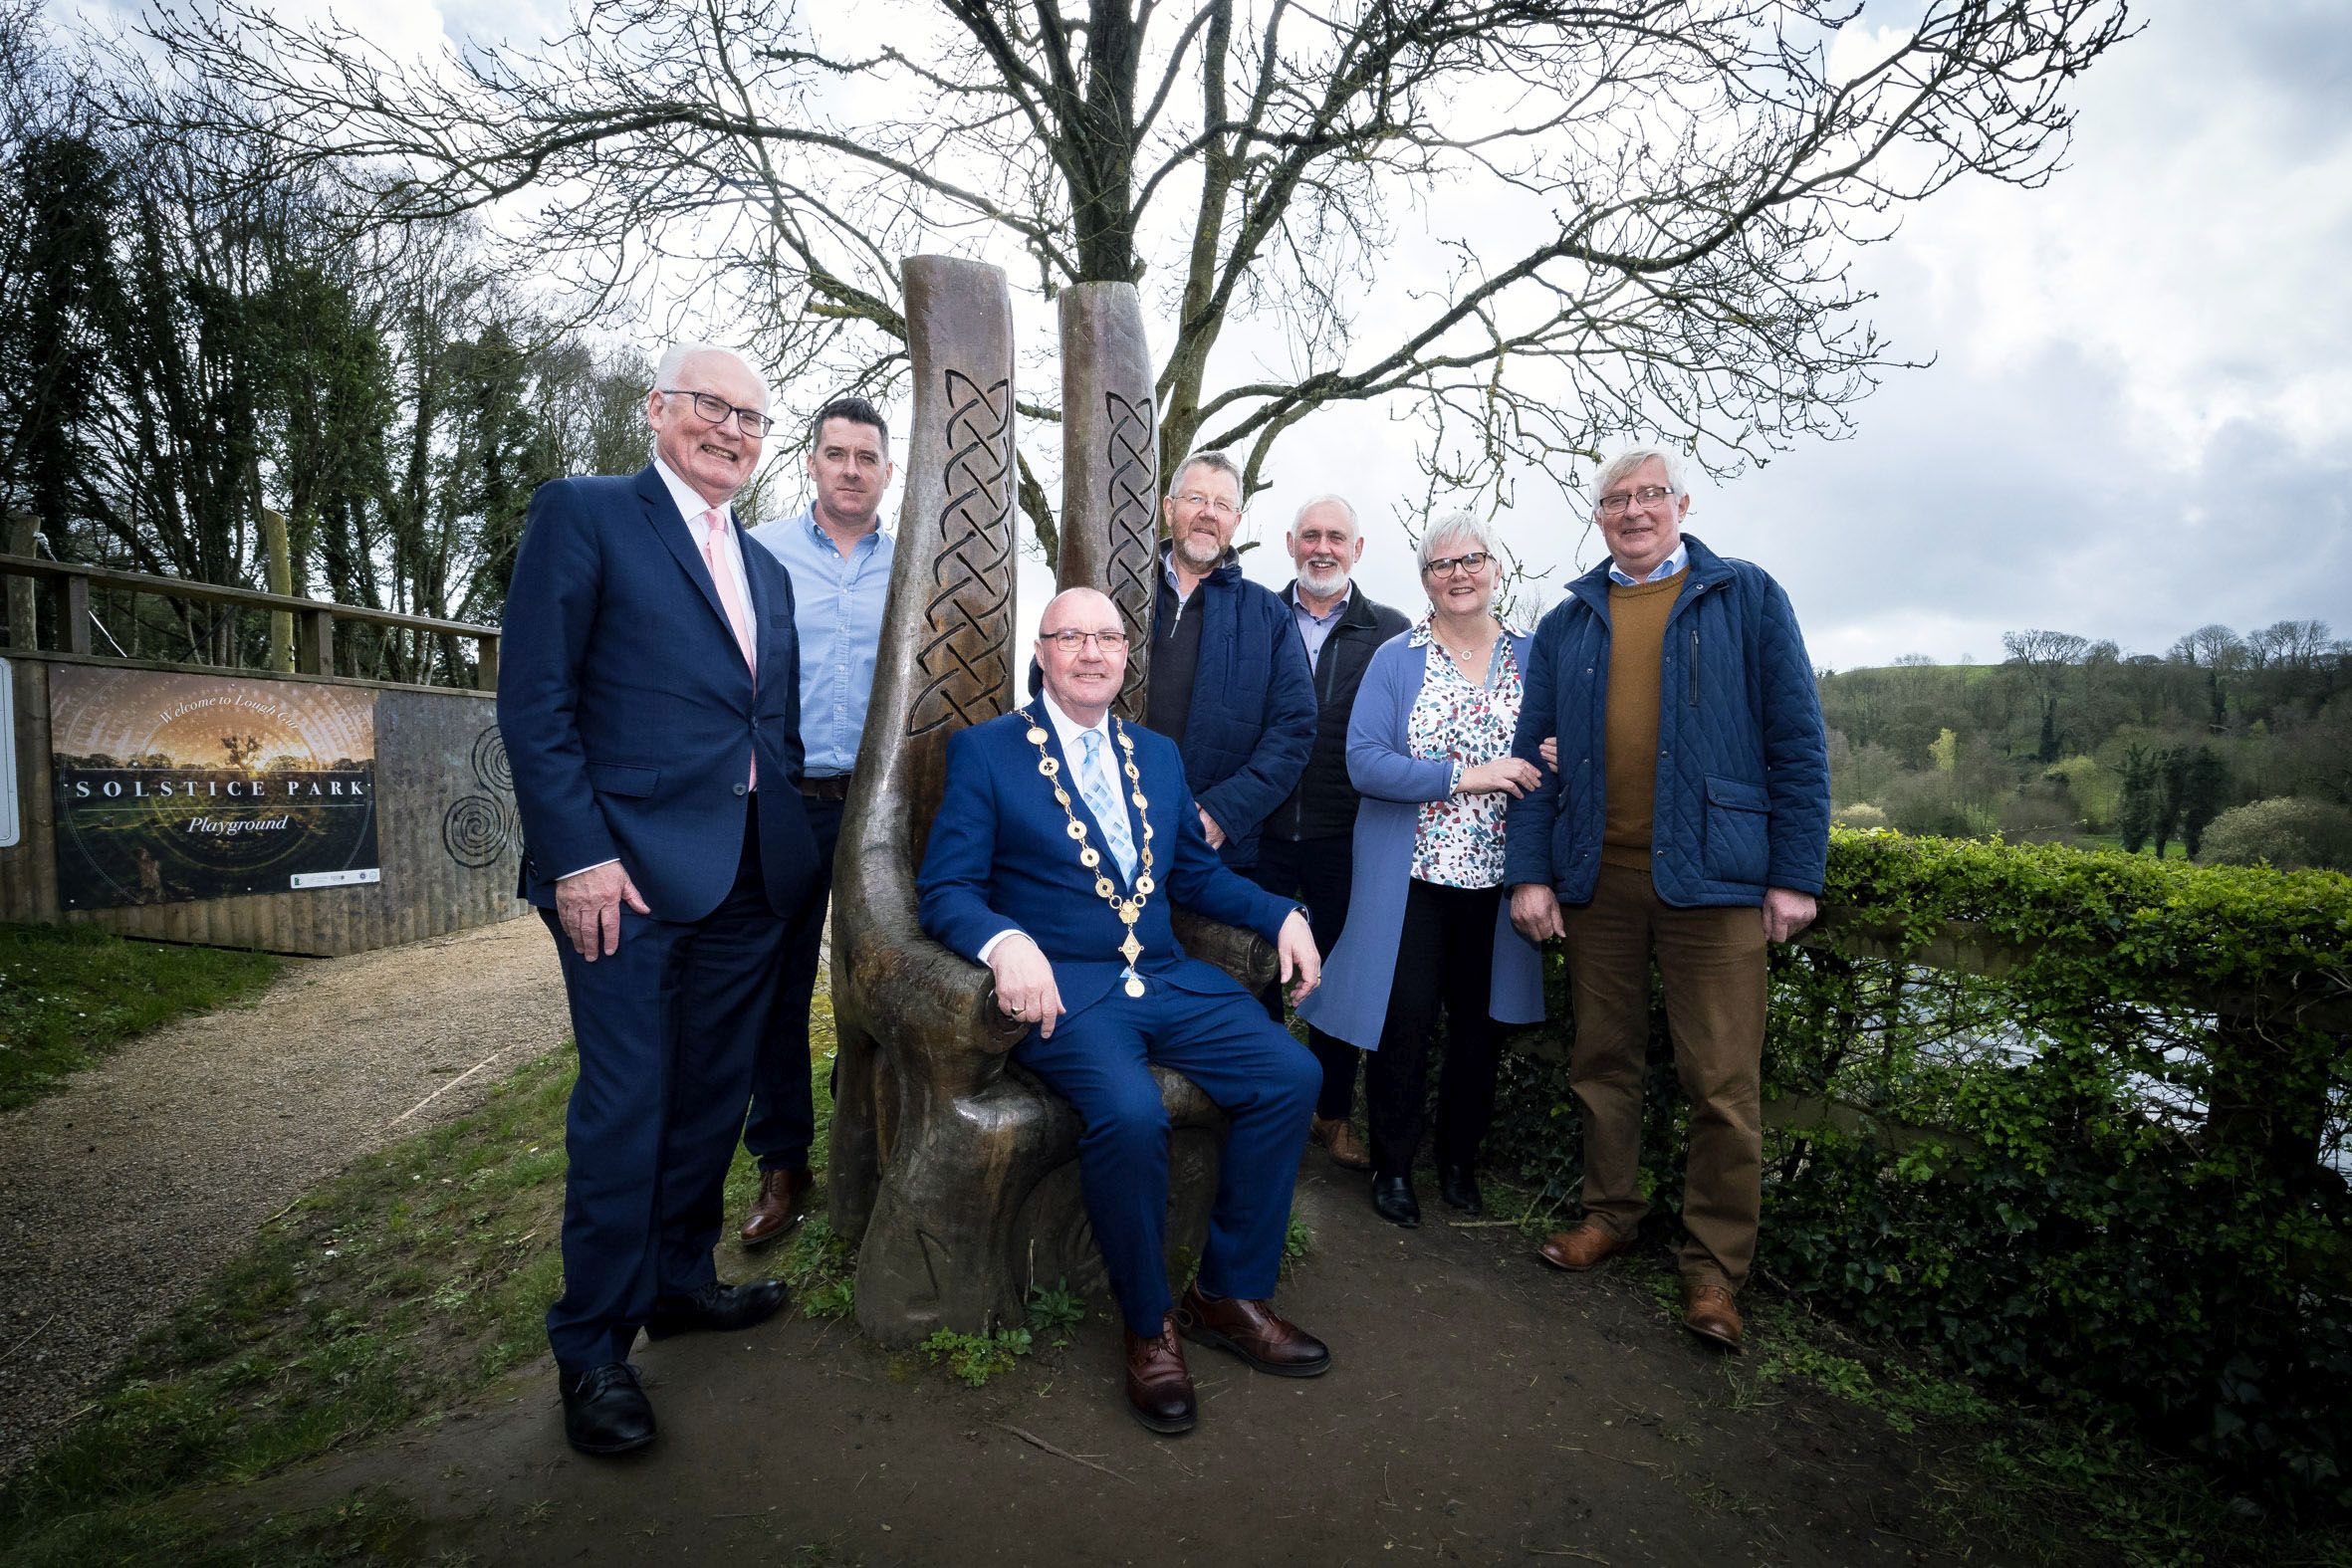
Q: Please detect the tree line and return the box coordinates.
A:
[1818,624,2352,870]
[0,1,659,683]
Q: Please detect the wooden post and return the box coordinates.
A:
[50,573,92,655]
[296,607,335,676]
[476,632,500,692]
[4,513,35,649]
[261,507,296,673]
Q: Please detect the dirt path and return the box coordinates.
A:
[0,915,565,1473]
[211,1156,1991,1567]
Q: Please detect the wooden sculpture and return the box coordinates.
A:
[827,260,1274,1345]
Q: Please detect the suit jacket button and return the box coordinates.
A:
[733,783,749,796]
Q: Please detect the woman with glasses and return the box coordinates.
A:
[1298,515,1547,1227]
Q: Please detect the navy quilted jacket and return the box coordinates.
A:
[1503,534,1829,907]
[1151,545,1316,869]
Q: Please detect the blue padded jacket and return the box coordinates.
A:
[1502,533,1829,908]
[1151,545,1316,869]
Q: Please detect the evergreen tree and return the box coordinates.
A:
[2180,747,2230,859]
[2117,746,2156,854]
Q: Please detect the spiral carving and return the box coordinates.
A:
[470,725,512,792]
[441,794,513,869]
[1103,389,1159,718]
[909,368,1016,737]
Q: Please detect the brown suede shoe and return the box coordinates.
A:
[1310,1115,1372,1171]
[1682,1281,1745,1352]
[739,1168,814,1249]
[1537,1221,1636,1271]
[1124,1314,1197,1435]
[1175,1283,1331,1377]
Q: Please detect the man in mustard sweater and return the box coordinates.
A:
[1503,445,1829,1352]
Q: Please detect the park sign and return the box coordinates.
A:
[47,666,381,909]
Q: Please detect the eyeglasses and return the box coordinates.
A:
[1423,550,1493,577]
[1596,484,1676,518]
[659,387,776,438]
[1041,627,1131,652]
[1171,491,1241,518]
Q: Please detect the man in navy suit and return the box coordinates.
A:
[499,343,819,1455]
[918,587,1331,1436]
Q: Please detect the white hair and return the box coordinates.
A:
[651,342,771,408]
[1593,444,1688,504]
[1417,511,1506,571]
[1291,493,1359,533]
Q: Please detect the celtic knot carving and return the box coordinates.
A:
[910,369,1016,736]
[1103,389,1158,717]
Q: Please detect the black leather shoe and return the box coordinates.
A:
[1438,1163,1483,1216]
[561,1362,655,1455]
[644,1278,791,1340]
[1371,1174,1421,1228]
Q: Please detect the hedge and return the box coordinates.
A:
[1487,829,2352,1516]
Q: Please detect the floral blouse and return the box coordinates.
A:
[1406,618,1525,888]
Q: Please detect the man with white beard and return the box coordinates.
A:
[1143,450,1317,877]
[1250,495,1409,1170]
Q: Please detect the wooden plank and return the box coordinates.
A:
[54,576,91,655]
[0,555,496,640]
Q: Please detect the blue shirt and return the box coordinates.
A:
[1290,582,1351,673]
[1607,540,1689,586]
[750,505,894,777]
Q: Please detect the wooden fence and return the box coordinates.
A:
[1,554,521,956]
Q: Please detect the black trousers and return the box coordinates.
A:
[1248,834,1362,1121]
[1363,878,1502,1180]
[742,794,843,1172]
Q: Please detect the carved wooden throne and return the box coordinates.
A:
[826,257,1275,1345]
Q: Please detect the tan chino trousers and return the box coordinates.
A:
[1561,860,1766,1292]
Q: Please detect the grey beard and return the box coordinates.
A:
[1297,563,1349,598]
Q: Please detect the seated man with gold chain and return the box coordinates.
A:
[917,586,1331,1435]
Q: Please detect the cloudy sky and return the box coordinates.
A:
[59,0,2352,669]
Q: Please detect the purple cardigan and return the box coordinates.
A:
[1297,628,1547,1050]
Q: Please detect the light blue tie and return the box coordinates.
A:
[1078,730,1137,884]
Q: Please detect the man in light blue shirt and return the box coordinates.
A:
[738,395,897,1245]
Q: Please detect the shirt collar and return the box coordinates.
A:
[1607,540,1689,586]
[653,457,733,531]
[1293,581,1352,621]
[1038,691,1112,756]
[801,502,885,553]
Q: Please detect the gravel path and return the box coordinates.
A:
[0,915,565,1475]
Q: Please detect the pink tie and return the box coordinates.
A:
[701,510,758,789]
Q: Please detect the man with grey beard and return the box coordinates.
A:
[1250,495,1409,1170]
[1144,451,1316,875]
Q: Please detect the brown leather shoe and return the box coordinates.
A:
[1537,1221,1636,1271]
[1175,1283,1331,1378]
[1123,1314,1197,1435]
[739,1168,814,1249]
[1310,1115,1372,1171]
[1682,1281,1745,1352]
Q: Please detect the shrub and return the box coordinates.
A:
[1832,801,1889,831]
[1496,830,2352,1516]
[2200,795,2352,872]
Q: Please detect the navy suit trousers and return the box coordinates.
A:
[743,795,842,1171]
[544,801,787,1375]
[1013,980,1318,1332]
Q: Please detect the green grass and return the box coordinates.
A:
[0,995,856,1567]
[1725,1301,2351,1568]
[0,921,282,1111]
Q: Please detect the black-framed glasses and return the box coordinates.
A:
[659,387,776,438]
[1423,550,1493,577]
[1596,484,1675,518]
[1042,627,1131,652]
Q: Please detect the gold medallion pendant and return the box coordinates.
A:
[1021,707,1158,996]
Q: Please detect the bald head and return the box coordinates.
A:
[1036,587,1130,724]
